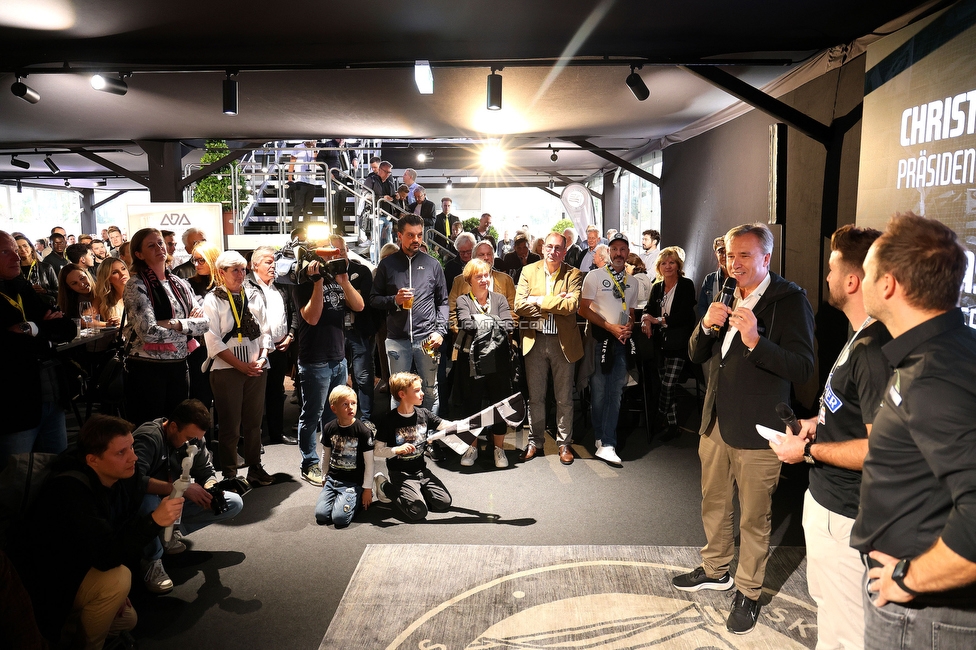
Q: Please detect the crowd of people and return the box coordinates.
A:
[2,206,974,649]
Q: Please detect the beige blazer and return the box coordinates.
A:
[514,260,583,363]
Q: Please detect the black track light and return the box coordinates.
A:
[548,144,558,162]
[223,72,239,115]
[96,179,107,187]
[446,178,453,190]
[16,180,23,193]
[64,180,71,188]
[44,156,60,174]
[548,178,555,190]
[91,74,128,95]
[11,77,40,104]
[626,64,649,101]
[10,155,30,170]
[487,67,503,111]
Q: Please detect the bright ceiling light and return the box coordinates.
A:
[417,152,427,163]
[480,145,506,170]
[414,60,433,95]
[91,74,128,95]
[0,0,75,30]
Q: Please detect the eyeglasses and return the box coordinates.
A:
[192,257,207,264]
[543,245,564,252]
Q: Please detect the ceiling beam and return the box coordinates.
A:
[179,148,253,189]
[551,172,603,199]
[93,190,129,210]
[70,148,150,187]
[571,139,661,186]
[679,65,832,146]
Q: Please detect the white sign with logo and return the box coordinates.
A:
[126,203,224,254]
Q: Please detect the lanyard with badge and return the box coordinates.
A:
[0,290,26,322]
[604,264,630,325]
[819,316,873,423]
[226,291,251,363]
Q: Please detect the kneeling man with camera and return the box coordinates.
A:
[133,399,244,594]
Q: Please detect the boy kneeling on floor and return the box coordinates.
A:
[372,372,453,521]
[314,386,376,528]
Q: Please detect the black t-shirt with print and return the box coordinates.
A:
[293,279,346,364]
[376,407,443,474]
[809,320,891,519]
[322,419,375,487]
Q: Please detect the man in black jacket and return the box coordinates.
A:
[672,222,815,635]
[0,230,76,457]
[12,415,183,648]
[406,185,437,231]
[501,233,540,285]
[369,214,449,414]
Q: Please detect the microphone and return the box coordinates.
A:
[709,277,737,333]
[776,402,802,435]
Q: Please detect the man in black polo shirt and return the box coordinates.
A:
[851,213,976,649]
[771,224,890,649]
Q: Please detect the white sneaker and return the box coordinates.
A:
[460,446,478,467]
[494,447,509,468]
[372,472,391,503]
[595,440,603,450]
[142,558,173,594]
[595,445,623,467]
[163,530,186,555]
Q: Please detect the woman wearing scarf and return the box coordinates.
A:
[15,233,59,308]
[641,246,697,439]
[123,228,209,425]
[203,251,274,486]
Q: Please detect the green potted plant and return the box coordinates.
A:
[192,139,249,235]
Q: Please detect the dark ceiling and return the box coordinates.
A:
[0,0,935,190]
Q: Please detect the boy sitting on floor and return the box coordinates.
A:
[314,386,376,528]
[372,372,453,521]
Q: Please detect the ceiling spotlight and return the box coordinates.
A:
[414,60,433,95]
[550,149,559,162]
[487,67,503,111]
[223,72,239,116]
[446,178,453,190]
[480,145,505,170]
[90,74,128,95]
[548,178,555,190]
[626,64,649,101]
[10,155,30,170]
[96,179,107,187]
[417,152,427,163]
[16,180,22,193]
[64,180,71,188]
[11,77,40,104]
[44,156,60,174]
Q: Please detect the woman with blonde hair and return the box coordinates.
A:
[640,246,697,439]
[186,241,223,297]
[93,257,129,326]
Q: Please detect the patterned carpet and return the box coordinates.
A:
[321,544,816,649]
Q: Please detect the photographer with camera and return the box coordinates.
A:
[292,242,365,486]
[133,399,243,594]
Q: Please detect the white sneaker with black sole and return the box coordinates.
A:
[594,444,622,466]
[372,472,391,503]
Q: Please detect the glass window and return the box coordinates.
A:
[618,152,662,242]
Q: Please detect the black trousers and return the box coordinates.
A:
[264,347,290,441]
[124,358,189,426]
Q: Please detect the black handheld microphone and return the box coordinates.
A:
[776,402,802,435]
[709,277,738,333]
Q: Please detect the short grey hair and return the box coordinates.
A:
[585,224,600,234]
[474,240,495,258]
[726,223,774,255]
[403,168,417,182]
[215,250,247,270]
[454,232,476,250]
[251,245,276,262]
[592,244,610,266]
[181,227,204,247]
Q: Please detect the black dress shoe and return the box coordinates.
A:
[520,443,538,461]
[277,435,298,445]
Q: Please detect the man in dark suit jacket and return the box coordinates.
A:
[407,185,437,231]
[501,234,540,284]
[432,197,460,246]
[672,223,814,635]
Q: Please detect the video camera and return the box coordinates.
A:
[274,240,348,285]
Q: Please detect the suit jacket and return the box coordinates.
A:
[407,200,437,229]
[688,271,814,448]
[643,276,697,358]
[433,213,460,240]
[501,251,541,284]
[448,270,516,333]
[514,261,583,363]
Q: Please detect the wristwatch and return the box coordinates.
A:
[891,558,920,597]
[19,321,32,335]
[803,440,815,465]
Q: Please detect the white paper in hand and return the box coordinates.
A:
[756,424,787,444]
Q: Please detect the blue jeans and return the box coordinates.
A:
[386,337,439,414]
[297,359,348,470]
[314,475,362,528]
[139,490,243,561]
[589,340,629,448]
[0,401,67,457]
[863,571,976,649]
[344,329,375,422]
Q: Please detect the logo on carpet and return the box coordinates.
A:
[388,561,817,649]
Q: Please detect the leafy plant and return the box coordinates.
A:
[192,139,248,208]
[552,218,574,234]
